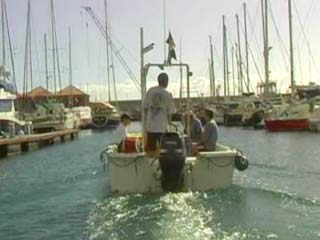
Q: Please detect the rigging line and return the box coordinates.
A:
[213,21,222,45]
[30,7,41,88]
[108,25,118,104]
[83,7,140,91]
[52,8,61,91]
[297,47,303,84]
[212,43,223,77]
[110,31,140,66]
[268,2,290,71]
[249,1,260,39]
[240,23,264,85]
[296,0,317,45]
[292,0,320,75]
[247,8,264,71]
[80,10,83,34]
[4,0,17,92]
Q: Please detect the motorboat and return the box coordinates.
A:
[102,135,248,194]
[0,66,31,137]
[100,60,249,194]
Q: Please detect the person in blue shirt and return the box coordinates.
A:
[195,108,219,152]
[184,111,203,143]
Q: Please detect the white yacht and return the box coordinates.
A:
[0,66,27,137]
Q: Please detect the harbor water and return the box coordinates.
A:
[1,123,320,240]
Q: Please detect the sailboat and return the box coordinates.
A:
[264,0,316,131]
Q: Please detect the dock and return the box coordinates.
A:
[0,129,79,158]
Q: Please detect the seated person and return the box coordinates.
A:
[194,108,219,154]
[184,111,203,143]
[112,113,132,152]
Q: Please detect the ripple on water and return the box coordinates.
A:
[84,191,271,240]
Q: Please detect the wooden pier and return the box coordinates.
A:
[0,129,79,158]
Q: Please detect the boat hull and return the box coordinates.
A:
[264,118,309,131]
[106,144,239,194]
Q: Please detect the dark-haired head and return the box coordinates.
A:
[204,108,214,120]
[120,113,132,122]
[158,72,169,88]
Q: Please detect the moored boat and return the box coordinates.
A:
[89,101,120,129]
[264,102,313,131]
[264,118,309,132]
[71,106,92,129]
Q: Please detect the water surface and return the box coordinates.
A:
[1,125,320,239]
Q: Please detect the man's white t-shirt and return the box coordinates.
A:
[143,86,176,133]
[112,123,127,144]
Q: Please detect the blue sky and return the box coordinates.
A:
[2,0,320,100]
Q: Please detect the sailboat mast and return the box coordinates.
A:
[1,0,5,66]
[236,14,243,94]
[288,0,294,97]
[232,45,235,96]
[54,24,62,91]
[51,1,61,92]
[262,0,270,96]
[225,29,230,96]
[44,33,49,90]
[244,2,250,93]
[179,39,183,100]
[104,0,111,102]
[107,16,118,107]
[23,0,31,96]
[68,26,73,108]
[50,0,56,93]
[4,0,17,90]
[209,35,215,98]
[223,15,227,97]
[28,13,33,90]
[163,0,166,63]
[208,58,212,98]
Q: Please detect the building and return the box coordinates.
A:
[54,85,89,107]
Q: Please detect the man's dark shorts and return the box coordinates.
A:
[146,132,164,151]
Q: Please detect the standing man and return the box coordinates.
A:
[143,72,176,153]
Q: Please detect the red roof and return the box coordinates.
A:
[55,85,88,96]
[27,86,52,97]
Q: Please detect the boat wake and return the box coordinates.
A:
[84,190,277,240]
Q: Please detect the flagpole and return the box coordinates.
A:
[163,0,166,63]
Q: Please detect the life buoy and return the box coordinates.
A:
[234,152,249,171]
[91,115,108,129]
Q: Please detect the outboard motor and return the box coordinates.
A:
[159,132,186,192]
